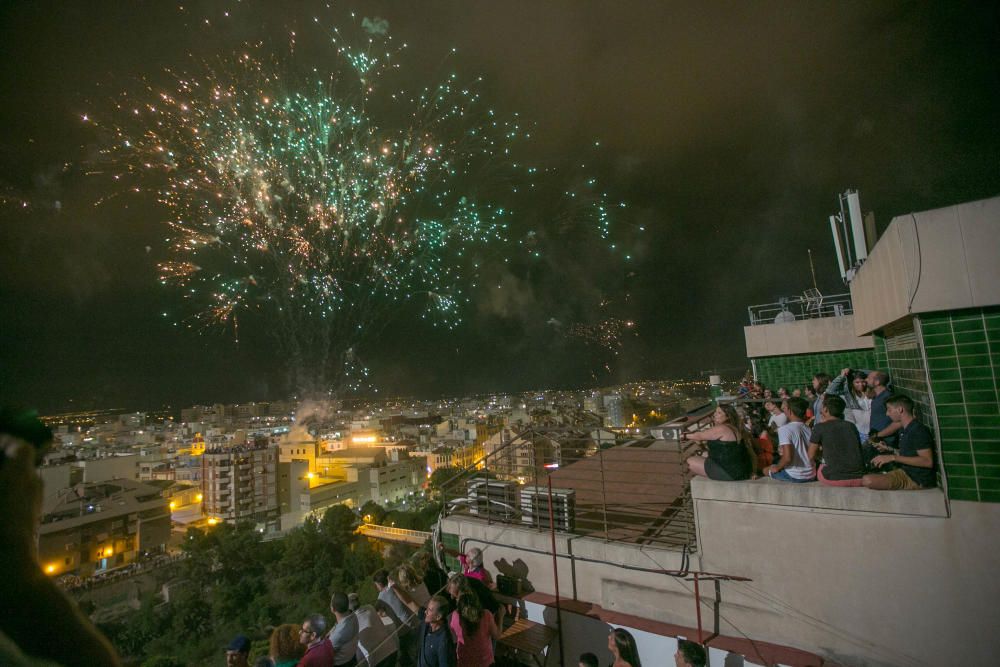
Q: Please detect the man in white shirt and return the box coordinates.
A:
[764,399,787,430]
[764,397,816,482]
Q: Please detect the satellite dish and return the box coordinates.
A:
[774,310,795,324]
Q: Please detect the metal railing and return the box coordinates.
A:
[438,405,719,552]
[747,291,853,325]
[357,523,431,545]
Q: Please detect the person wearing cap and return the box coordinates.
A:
[226,634,252,667]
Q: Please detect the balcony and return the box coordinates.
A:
[440,414,713,553]
[746,290,853,326]
[743,291,873,358]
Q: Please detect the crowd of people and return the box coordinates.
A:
[56,551,187,592]
[687,369,937,490]
[221,545,709,667]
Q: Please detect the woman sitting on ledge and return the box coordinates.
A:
[682,405,755,481]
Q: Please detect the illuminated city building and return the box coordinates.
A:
[38,479,170,577]
[201,440,279,530]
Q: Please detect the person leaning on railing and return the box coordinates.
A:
[438,543,495,589]
[681,404,756,481]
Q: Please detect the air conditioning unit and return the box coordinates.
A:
[520,486,575,532]
[466,478,518,518]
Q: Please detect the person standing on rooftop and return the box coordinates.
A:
[299,614,335,667]
[415,595,456,667]
[450,592,500,667]
[458,548,494,589]
[329,592,360,667]
[397,563,431,608]
[375,569,416,667]
[270,623,306,667]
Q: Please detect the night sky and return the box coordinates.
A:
[2,1,998,412]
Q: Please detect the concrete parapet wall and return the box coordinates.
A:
[851,195,1000,336]
[691,476,948,517]
[441,515,697,627]
[744,315,872,358]
[691,478,1000,666]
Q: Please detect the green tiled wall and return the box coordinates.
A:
[882,322,934,427]
[441,531,461,572]
[873,334,888,370]
[753,349,876,392]
[919,307,1000,503]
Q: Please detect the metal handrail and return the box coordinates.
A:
[747,291,854,326]
[436,415,715,552]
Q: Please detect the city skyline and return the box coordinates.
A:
[3,1,999,411]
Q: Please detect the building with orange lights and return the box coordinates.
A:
[201,441,279,530]
[37,479,170,577]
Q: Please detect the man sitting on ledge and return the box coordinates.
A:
[809,395,865,487]
[763,397,816,482]
[862,395,936,490]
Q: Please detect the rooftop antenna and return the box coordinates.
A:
[844,190,868,263]
[807,248,818,290]
[829,189,869,283]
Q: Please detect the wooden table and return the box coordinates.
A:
[497,618,558,667]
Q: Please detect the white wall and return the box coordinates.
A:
[692,480,1000,667]
[851,195,1000,335]
[521,599,763,667]
[76,454,139,482]
[744,315,872,358]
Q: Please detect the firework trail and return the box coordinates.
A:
[566,317,636,356]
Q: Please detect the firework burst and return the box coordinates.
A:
[90,14,625,394]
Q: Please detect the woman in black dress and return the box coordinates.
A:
[682,404,755,481]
